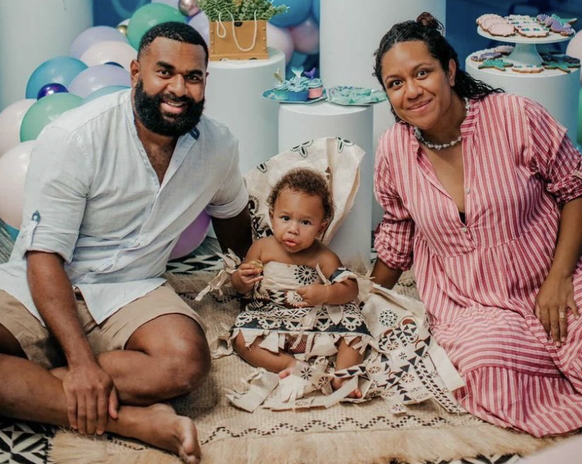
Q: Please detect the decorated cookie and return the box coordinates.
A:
[511,64,544,73]
[488,22,515,37]
[476,14,502,26]
[494,45,514,55]
[542,60,580,73]
[478,59,513,71]
[516,25,549,37]
[470,51,502,62]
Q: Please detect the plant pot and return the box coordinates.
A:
[209,19,268,61]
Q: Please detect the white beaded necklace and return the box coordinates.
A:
[414,98,470,151]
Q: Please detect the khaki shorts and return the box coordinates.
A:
[0,285,205,370]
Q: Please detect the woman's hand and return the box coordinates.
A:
[295,284,329,307]
[535,273,580,347]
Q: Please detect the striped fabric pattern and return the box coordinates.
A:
[374,93,582,437]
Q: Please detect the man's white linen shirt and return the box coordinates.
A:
[0,89,248,325]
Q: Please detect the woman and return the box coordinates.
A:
[371,12,582,437]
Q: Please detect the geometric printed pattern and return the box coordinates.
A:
[0,420,54,464]
[0,237,520,463]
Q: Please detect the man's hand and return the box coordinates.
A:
[62,362,119,435]
[295,284,329,307]
[535,273,579,347]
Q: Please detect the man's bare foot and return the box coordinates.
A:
[121,404,201,464]
[278,360,298,379]
[331,377,362,399]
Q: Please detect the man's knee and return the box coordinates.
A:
[162,330,211,396]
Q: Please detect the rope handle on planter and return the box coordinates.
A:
[216,10,258,52]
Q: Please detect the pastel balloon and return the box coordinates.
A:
[20,93,82,142]
[267,23,294,64]
[188,11,209,45]
[70,26,129,59]
[37,83,68,100]
[25,57,87,99]
[179,0,200,17]
[289,16,319,54]
[80,40,137,71]
[127,3,186,49]
[0,99,35,157]
[269,0,311,28]
[0,141,35,229]
[312,0,320,24]
[169,212,211,260]
[117,18,130,28]
[566,31,582,85]
[83,85,130,104]
[152,0,179,8]
[68,65,131,98]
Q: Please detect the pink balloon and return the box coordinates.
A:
[289,16,319,55]
[188,11,209,46]
[267,23,294,64]
[566,31,582,85]
[169,212,211,260]
[0,99,35,157]
[0,141,35,229]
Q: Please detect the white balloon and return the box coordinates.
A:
[0,141,35,229]
[188,11,209,45]
[267,23,294,64]
[0,99,35,157]
[117,18,130,28]
[566,31,582,85]
[81,40,137,72]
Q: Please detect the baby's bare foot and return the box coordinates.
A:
[331,377,362,399]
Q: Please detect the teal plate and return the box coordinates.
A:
[262,89,327,104]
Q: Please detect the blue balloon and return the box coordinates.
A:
[312,0,320,24]
[26,57,87,100]
[82,85,130,104]
[270,0,312,28]
[37,83,68,100]
[3,221,19,241]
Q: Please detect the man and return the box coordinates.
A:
[0,22,251,464]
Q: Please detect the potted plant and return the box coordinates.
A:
[199,0,288,60]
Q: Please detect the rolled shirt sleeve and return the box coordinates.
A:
[19,125,92,263]
[373,140,415,271]
[205,136,249,219]
[524,98,582,205]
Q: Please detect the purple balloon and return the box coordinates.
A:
[188,12,209,45]
[37,83,69,100]
[70,26,129,59]
[169,212,211,260]
[68,65,131,98]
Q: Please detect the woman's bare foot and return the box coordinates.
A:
[331,377,362,399]
[113,404,201,464]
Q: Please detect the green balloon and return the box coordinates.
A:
[20,93,82,142]
[127,4,186,50]
[578,87,582,147]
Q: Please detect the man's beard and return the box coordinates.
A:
[133,80,205,137]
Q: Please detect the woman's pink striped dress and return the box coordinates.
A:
[374,93,582,437]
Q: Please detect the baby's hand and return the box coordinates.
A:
[295,284,329,307]
[236,263,263,286]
